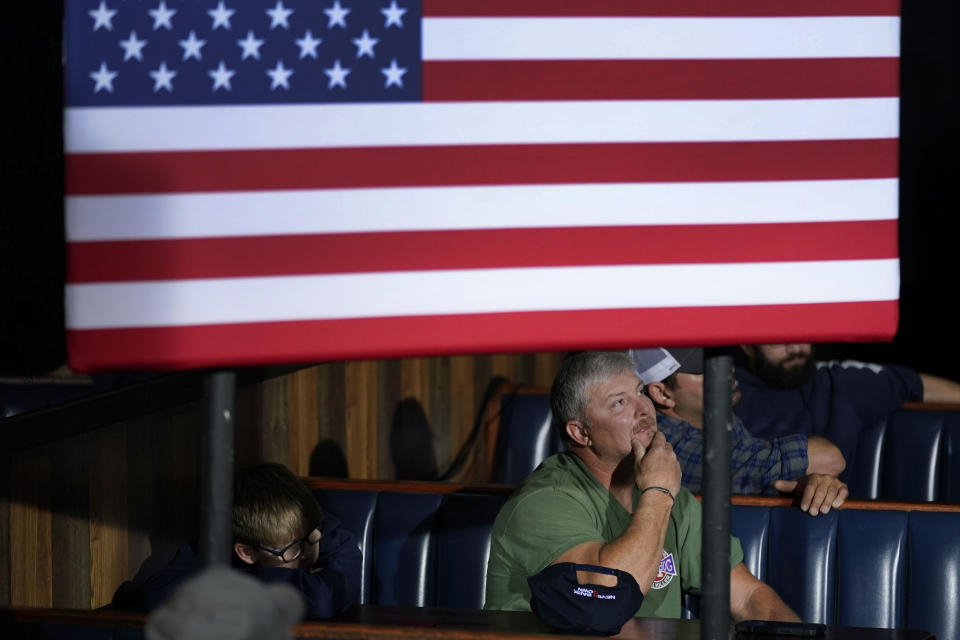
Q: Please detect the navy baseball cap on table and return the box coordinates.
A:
[527,563,643,635]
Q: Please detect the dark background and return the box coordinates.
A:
[3,3,958,379]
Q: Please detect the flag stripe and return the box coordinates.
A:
[65,259,899,330]
[422,17,899,60]
[65,179,899,241]
[65,139,898,196]
[63,99,898,153]
[66,221,899,284]
[421,0,901,18]
[66,300,901,372]
[423,59,898,101]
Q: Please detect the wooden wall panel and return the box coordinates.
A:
[0,455,10,606]
[288,368,320,476]
[88,425,128,608]
[345,361,379,479]
[10,447,52,606]
[51,437,91,608]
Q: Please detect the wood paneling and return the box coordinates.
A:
[3,352,563,609]
[345,361,379,480]
[88,425,128,607]
[51,438,91,608]
[10,447,52,606]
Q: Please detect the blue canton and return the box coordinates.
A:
[65,0,422,106]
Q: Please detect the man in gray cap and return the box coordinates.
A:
[631,348,848,516]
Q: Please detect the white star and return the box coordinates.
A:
[149,61,177,92]
[295,30,322,59]
[351,29,379,58]
[88,1,117,32]
[119,30,147,61]
[381,1,406,29]
[237,30,265,60]
[90,62,118,93]
[380,58,407,88]
[178,31,206,61]
[266,60,294,90]
[266,1,293,29]
[208,61,236,91]
[208,1,235,30]
[323,59,350,89]
[148,1,176,31]
[324,1,350,29]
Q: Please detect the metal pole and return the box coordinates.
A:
[701,353,733,640]
[199,370,236,566]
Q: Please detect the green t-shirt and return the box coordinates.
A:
[484,451,744,618]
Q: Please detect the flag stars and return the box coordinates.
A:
[266,1,293,29]
[179,31,206,61]
[324,1,350,29]
[119,31,147,61]
[352,29,379,58]
[89,1,117,31]
[237,30,265,60]
[149,61,177,92]
[148,1,176,31]
[380,58,406,88]
[381,1,406,29]
[208,1,235,30]
[324,59,350,89]
[267,60,294,90]
[295,30,322,59]
[90,62,118,93]
[208,61,236,91]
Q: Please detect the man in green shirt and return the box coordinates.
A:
[485,351,799,622]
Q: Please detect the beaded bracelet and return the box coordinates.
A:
[640,485,675,504]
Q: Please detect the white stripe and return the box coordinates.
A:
[66,179,898,241]
[422,17,900,60]
[65,259,900,329]
[64,98,898,153]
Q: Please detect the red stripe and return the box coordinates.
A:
[423,59,899,101]
[65,140,898,195]
[66,301,899,372]
[66,221,898,283]
[422,0,900,17]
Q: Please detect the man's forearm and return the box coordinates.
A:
[730,563,800,622]
[596,491,673,593]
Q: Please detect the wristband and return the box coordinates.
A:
[640,485,675,504]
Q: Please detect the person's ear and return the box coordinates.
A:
[647,382,675,409]
[233,543,258,565]
[565,420,591,446]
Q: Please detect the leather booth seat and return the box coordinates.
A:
[309,481,959,640]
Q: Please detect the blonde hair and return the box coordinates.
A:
[232,463,323,548]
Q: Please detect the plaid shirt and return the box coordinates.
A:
[657,413,808,495]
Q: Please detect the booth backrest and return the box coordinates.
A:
[492,390,960,502]
[306,480,960,640]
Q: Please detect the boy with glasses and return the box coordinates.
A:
[121,463,361,619]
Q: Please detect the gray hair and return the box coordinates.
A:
[550,351,636,443]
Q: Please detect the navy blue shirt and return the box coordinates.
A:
[734,360,923,472]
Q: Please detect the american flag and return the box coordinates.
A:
[64,0,901,371]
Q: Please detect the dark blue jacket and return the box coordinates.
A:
[734,360,922,474]
[120,513,361,619]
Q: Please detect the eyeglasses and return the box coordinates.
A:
[257,524,322,563]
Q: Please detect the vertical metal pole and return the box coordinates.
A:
[199,370,236,566]
[701,353,733,640]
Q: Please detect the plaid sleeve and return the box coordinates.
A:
[729,417,809,495]
[657,414,705,493]
[659,414,809,496]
